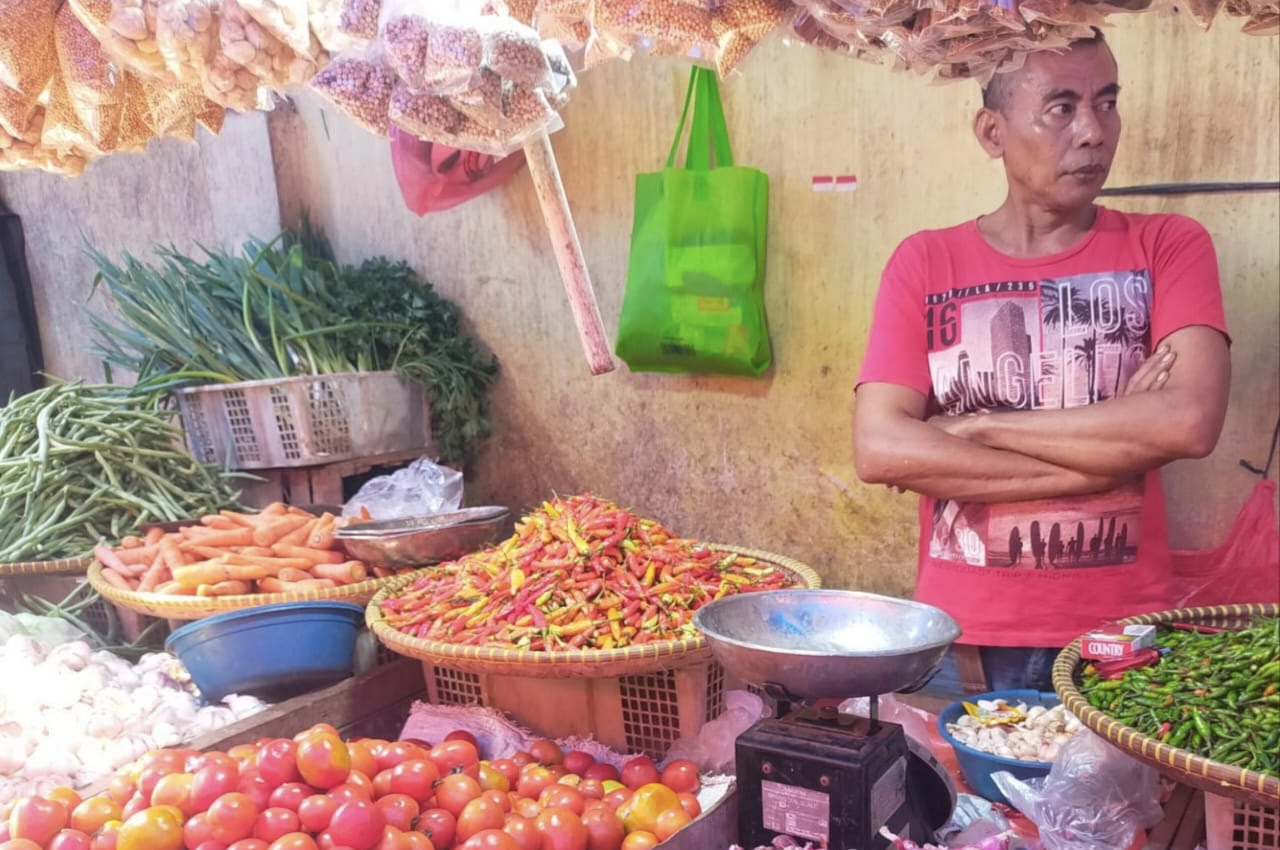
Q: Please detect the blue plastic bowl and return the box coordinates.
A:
[936,689,1059,805]
[166,601,365,702]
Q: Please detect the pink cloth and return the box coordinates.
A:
[858,208,1229,647]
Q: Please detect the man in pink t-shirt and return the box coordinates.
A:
[853,30,1231,696]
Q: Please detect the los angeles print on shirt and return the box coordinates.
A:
[924,270,1152,570]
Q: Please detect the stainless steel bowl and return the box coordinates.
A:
[336,506,509,568]
[692,588,962,700]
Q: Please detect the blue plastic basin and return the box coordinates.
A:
[936,689,1059,805]
[165,601,365,702]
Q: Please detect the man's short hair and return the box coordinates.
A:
[981,28,1108,113]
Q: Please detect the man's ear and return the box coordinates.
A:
[973,108,1004,159]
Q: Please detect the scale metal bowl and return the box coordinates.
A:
[693,588,961,700]
[335,506,509,568]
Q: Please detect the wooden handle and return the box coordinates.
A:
[522,130,615,375]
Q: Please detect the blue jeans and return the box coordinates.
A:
[916,646,1060,701]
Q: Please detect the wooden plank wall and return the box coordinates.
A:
[3,13,1277,598]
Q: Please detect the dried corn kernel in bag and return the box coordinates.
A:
[710,0,789,77]
[505,0,537,24]
[483,19,552,88]
[41,73,103,156]
[0,0,59,97]
[381,2,485,96]
[389,82,465,139]
[54,4,131,149]
[311,54,396,135]
[114,71,157,149]
[156,0,218,84]
[310,0,378,51]
[596,0,716,61]
[0,83,40,141]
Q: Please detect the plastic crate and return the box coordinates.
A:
[420,659,735,759]
[1205,792,1280,850]
[176,372,432,470]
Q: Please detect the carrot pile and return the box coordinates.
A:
[377,494,799,651]
[94,503,392,597]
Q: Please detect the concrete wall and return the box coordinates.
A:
[5,13,1277,596]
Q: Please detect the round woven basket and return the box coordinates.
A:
[87,561,426,621]
[1053,603,1279,808]
[0,556,93,577]
[366,544,823,678]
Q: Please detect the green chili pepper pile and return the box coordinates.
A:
[0,382,244,562]
[1079,618,1280,776]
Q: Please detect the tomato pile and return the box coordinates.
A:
[0,726,703,850]
[379,494,797,650]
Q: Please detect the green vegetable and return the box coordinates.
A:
[0,382,244,562]
[1078,617,1280,777]
[89,224,498,467]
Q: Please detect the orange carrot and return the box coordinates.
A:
[307,515,337,549]
[261,502,289,517]
[200,514,238,530]
[137,558,170,593]
[180,527,254,548]
[286,506,317,517]
[277,567,311,583]
[156,581,197,596]
[252,514,311,548]
[144,527,165,546]
[120,535,144,549]
[311,561,367,585]
[270,544,345,564]
[358,505,373,521]
[99,565,134,590]
[199,580,252,596]
[259,577,337,592]
[159,538,188,572]
[115,544,160,567]
[218,510,259,527]
[174,560,270,586]
[221,554,314,572]
[276,519,318,548]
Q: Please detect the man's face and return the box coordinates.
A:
[986,42,1122,210]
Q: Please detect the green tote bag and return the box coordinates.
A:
[615,68,772,376]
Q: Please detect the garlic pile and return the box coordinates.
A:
[0,626,267,801]
[946,702,1082,763]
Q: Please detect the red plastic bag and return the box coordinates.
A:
[1170,478,1280,607]
[389,125,525,215]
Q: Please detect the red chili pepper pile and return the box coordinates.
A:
[378,493,797,651]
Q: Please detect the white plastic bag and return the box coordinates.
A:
[342,456,463,520]
[993,730,1162,850]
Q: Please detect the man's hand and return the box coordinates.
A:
[1123,344,1176,395]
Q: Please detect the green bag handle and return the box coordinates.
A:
[664,67,734,171]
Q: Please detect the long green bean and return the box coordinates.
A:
[0,382,245,562]
[1078,618,1280,776]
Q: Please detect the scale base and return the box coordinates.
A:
[736,708,937,850]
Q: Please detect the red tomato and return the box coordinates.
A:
[268,784,311,813]
[189,752,238,775]
[296,724,342,742]
[478,792,508,815]
[152,773,197,816]
[417,808,456,850]
[434,775,483,818]
[297,796,338,834]
[375,743,426,774]
[488,759,520,790]
[326,785,373,806]
[253,808,300,844]
[476,764,509,794]
[599,789,629,812]
[192,764,241,813]
[579,808,623,850]
[47,789,81,814]
[256,741,302,789]
[574,780,604,802]
[226,841,269,850]
[514,767,554,802]
[9,796,69,845]
[90,820,120,850]
[657,761,698,795]
[117,807,184,850]
[369,795,414,833]
[327,800,386,850]
[119,794,149,823]
[346,743,380,782]
[618,759,659,792]
[537,786,583,817]
[227,746,259,771]
[387,760,441,803]
[399,833,434,850]
[458,831,518,850]
[237,775,275,813]
[507,753,532,769]
[191,842,229,850]
[524,740,562,767]
[208,794,260,844]
[675,793,700,819]
[428,742,479,780]
[454,798,504,844]
[184,812,216,848]
[532,808,586,850]
[0,839,45,850]
[107,775,135,808]
[443,730,478,749]
[653,807,691,841]
[70,798,121,835]
[344,772,375,799]
[48,829,93,850]
[560,752,594,778]
[296,734,352,791]
[579,764,618,785]
[619,834,657,850]
[268,834,320,850]
[498,814,540,850]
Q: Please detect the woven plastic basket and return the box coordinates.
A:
[366,544,823,678]
[175,371,431,470]
[1053,604,1280,808]
[0,555,93,577]
[87,561,427,621]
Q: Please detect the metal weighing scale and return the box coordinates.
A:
[693,589,963,850]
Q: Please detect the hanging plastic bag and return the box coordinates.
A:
[992,730,1162,850]
[389,126,526,215]
[1170,476,1280,606]
[615,67,772,377]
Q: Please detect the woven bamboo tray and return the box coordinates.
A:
[1053,603,1280,808]
[0,555,93,577]
[366,544,823,678]
[87,561,426,621]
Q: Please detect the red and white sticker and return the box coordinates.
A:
[812,174,858,193]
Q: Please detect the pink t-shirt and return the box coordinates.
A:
[857,208,1228,647]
